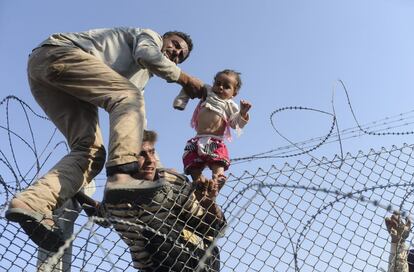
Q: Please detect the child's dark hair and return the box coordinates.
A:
[214,69,242,96]
[163,31,193,62]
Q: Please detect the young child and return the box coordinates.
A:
[174,69,252,192]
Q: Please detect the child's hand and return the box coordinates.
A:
[194,176,218,200]
[240,100,252,119]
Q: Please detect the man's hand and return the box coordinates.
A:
[385,211,411,243]
[193,176,218,200]
[193,176,224,222]
[75,192,110,228]
[182,85,203,99]
[240,99,252,119]
[177,71,204,98]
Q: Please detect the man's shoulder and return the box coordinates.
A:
[157,168,189,185]
[108,27,161,41]
[136,28,163,42]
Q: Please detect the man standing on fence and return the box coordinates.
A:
[5,27,203,252]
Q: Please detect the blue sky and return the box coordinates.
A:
[2,0,414,173]
[2,1,414,271]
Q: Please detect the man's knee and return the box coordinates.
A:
[103,87,144,113]
[72,142,106,177]
[90,145,106,177]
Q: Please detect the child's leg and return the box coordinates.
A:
[209,163,227,191]
[189,167,212,200]
[188,167,204,182]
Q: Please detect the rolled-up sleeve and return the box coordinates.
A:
[388,242,409,272]
[133,30,181,83]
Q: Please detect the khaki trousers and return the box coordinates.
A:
[17,46,145,215]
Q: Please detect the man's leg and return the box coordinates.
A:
[6,81,105,251]
[12,45,108,213]
[41,47,146,192]
[7,45,144,250]
[30,46,145,171]
[14,90,105,215]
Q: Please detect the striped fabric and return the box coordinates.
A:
[103,169,225,271]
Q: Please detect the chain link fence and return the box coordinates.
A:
[1,96,413,271]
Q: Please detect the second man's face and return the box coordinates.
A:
[136,141,157,181]
[162,34,189,64]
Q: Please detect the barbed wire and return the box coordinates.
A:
[232,80,414,164]
[2,91,414,271]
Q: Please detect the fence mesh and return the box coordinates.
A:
[1,95,414,271]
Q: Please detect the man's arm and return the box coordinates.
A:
[74,191,110,227]
[74,191,100,212]
[176,72,204,98]
[388,243,409,272]
[133,30,203,95]
[385,212,411,272]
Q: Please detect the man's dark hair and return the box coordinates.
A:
[143,130,157,143]
[163,31,193,61]
[214,69,243,96]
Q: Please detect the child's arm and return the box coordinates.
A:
[239,99,252,120]
[228,99,252,130]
